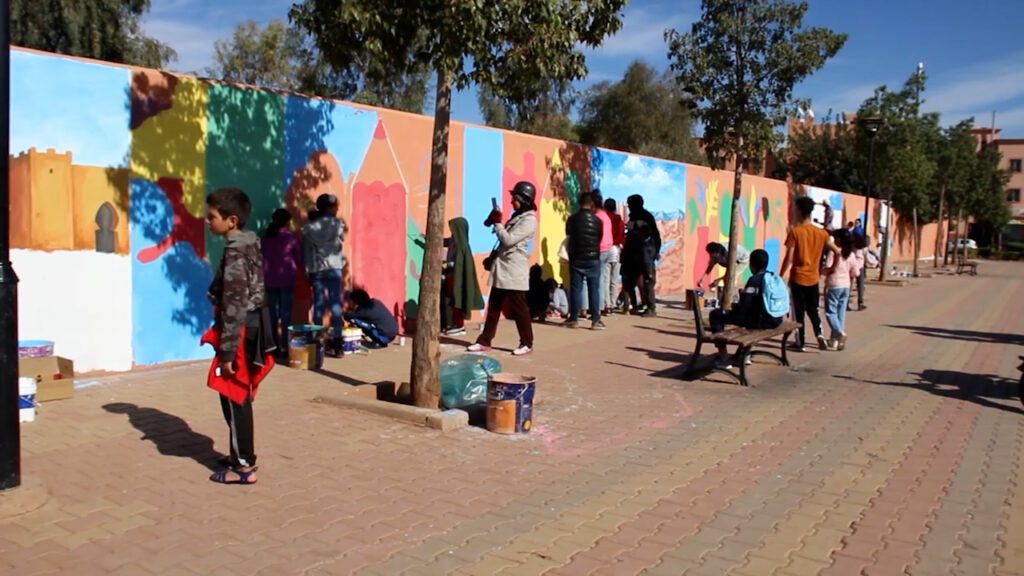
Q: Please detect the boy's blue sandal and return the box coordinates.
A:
[210,466,258,485]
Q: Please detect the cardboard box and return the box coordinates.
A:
[18,356,74,402]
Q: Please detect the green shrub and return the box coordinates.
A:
[977,247,991,258]
[1005,241,1024,253]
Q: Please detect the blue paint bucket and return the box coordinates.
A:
[486,373,536,434]
[287,325,326,370]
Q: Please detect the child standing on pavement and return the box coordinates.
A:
[204,188,275,486]
[823,229,862,351]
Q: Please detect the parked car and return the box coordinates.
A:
[947,239,978,251]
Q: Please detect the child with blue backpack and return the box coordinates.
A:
[709,249,789,367]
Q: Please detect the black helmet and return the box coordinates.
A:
[511,181,536,205]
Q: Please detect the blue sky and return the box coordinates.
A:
[142,0,1024,135]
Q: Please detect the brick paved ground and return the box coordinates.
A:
[1,262,1022,575]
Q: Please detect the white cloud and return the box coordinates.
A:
[586,3,695,61]
[925,51,1024,113]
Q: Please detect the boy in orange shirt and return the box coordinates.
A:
[779,196,840,351]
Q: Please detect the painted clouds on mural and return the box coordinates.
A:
[11,51,131,167]
[591,150,686,220]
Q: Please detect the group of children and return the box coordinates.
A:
[259,194,399,356]
[704,196,869,367]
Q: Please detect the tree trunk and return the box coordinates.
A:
[911,207,919,277]
[951,208,963,264]
[409,71,452,409]
[934,185,945,268]
[946,206,959,266]
[722,148,744,311]
[879,195,892,281]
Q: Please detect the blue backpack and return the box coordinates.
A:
[761,271,790,318]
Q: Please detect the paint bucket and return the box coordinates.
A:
[19,377,37,423]
[342,327,363,355]
[288,325,325,370]
[486,373,536,434]
[18,340,54,358]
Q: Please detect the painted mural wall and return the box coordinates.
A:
[8,48,939,373]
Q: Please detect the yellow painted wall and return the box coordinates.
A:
[131,76,208,216]
[29,149,74,250]
[71,165,130,254]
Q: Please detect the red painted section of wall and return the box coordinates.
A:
[137,177,204,264]
[351,181,406,321]
[502,152,540,217]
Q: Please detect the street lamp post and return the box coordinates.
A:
[0,0,22,492]
[858,117,882,241]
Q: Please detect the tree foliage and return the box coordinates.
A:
[775,113,862,193]
[10,0,176,68]
[477,81,578,141]
[971,146,1013,241]
[666,0,845,305]
[290,0,627,408]
[576,61,703,164]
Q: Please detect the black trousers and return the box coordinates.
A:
[622,259,657,311]
[220,393,255,468]
[477,288,533,348]
[790,280,822,346]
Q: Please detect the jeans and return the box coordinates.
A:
[349,318,393,347]
[569,259,602,322]
[310,268,343,338]
[825,287,849,339]
[265,287,294,349]
[605,247,621,310]
[790,280,822,346]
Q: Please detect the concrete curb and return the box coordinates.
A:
[311,395,469,432]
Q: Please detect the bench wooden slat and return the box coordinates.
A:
[701,320,799,347]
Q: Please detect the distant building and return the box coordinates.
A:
[972,127,1024,242]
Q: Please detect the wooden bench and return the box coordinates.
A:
[956,253,978,276]
[682,289,799,387]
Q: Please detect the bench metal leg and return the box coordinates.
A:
[738,345,750,387]
[683,340,705,378]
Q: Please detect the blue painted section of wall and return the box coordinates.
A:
[765,238,782,274]
[462,126,504,253]
[130,179,213,365]
[10,51,130,167]
[593,149,687,221]
[282,98,378,189]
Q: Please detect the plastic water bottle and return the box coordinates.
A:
[19,377,36,423]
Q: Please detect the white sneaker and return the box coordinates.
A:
[467,343,491,352]
[512,345,533,356]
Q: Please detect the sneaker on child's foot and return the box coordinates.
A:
[512,345,533,356]
[591,320,607,331]
[714,355,733,369]
[563,320,579,329]
[445,327,467,336]
[816,334,829,351]
[467,343,491,353]
[837,332,848,351]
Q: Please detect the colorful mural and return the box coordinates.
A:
[8,47,943,372]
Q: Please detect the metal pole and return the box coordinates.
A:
[863,136,875,240]
[0,0,22,491]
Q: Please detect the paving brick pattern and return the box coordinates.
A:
[1,262,1022,575]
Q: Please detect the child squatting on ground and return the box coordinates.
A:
[203,187,277,486]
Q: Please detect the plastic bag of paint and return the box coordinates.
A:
[440,354,501,409]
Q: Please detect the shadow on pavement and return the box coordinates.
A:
[885,324,1024,346]
[839,369,1023,415]
[102,402,223,471]
[312,368,369,387]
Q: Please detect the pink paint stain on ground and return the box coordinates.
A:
[534,390,696,457]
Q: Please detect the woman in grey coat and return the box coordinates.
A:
[468,181,538,356]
